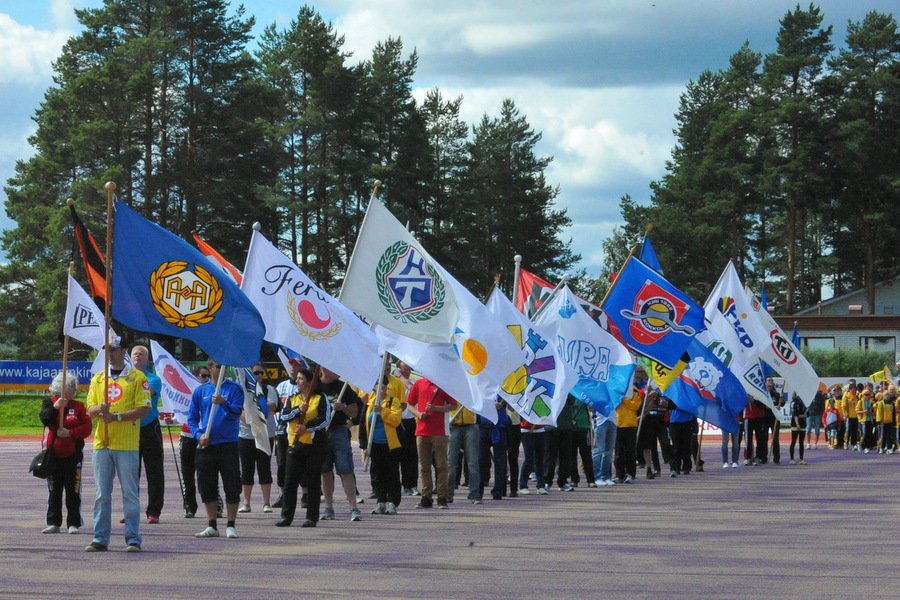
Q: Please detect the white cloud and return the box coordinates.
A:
[0,14,69,85]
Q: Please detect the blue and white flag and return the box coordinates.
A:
[486,287,577,425]
[535,285,634,417]
[665,339,747,434]
[603,256,705,369]
[112,199,265,367]
[149,340,201,425]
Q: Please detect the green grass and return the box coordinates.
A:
[0,394,69,436]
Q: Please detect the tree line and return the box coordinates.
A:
[597,4,900,315]
[0,1,576,359]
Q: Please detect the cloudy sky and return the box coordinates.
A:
[1,1,895,276]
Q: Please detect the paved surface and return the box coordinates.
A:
[2,436,897,599]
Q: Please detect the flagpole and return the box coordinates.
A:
[60,262,74,429]
[598,246,638,311]
[365,352,391,471]
[101,181,116,448]
[205,364,228,438]
[512,255,522,310]
[529,274,570,321]
[339,180,381,301]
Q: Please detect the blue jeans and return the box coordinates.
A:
[591,420,616,482]
[91,448,141,547]
[448,424,481,500]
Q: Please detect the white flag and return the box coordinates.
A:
[63,274,112,350]
[241,230,382,391]
[745,288,820,404]
[703,262,770,362]
[341,198,459,344]
[485,288,577,426]
[149,340,200,425]
[377,269,523,423]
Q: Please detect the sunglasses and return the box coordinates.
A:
[252,371,265,376]
[198,373,211,379]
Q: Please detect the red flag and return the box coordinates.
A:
[68,202,107,304]
[517,266,626,345]
[192,232,243,285]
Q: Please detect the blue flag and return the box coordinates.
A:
[111,199,264,367]
[666,339,746,434]
[602,256,705,369]
[639,235,663,274]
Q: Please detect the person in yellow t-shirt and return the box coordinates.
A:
[842,383,859,450]
[84,335,151,553]
[276,366,330,528]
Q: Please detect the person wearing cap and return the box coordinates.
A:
[130,345,165,524]
[84,335,152,552]
[188,359,245,539]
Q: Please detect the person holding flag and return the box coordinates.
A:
[188,360,244,539]
[84,335,151,552]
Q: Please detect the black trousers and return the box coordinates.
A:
[281,435,327,524]
[614,427,637,479]
[506,426,521,492]
[274,433,288,489]
[569,429,594,485]
[543,428,572,487]
[479,426,508,498]
[370,443,401,506]
[398,418,419,490]
[139,420,165,517]
[179,435,198,513]
[46,452,82,528]
[669,421,693,473]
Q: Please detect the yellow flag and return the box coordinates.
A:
[870,367,888,383]
[650,354,688,393]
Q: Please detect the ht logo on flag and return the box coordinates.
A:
[149,261,222,328]
[620,280,696,344]
[376,242,446,323]
[71,304,102,331]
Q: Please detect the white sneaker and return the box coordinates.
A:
[195,526,220,538]
[262,504,273,513]
[68,526,79,534]
[237,504,251,513]
[806,443,811,449]
[385,502,397,515]
[42,525,60,534]
[226,526,238,539]
[518,488,531,495]
[731,462,738,468]
[723,463,729,469]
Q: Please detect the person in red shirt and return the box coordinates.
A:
[39,370,93,534]
[405,378,457,509]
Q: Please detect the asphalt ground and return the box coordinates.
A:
[2,434,897,600]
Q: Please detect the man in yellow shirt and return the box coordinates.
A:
[84,335,151,552]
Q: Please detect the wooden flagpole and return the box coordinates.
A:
[101,181,116,448]
[60,262,74,429]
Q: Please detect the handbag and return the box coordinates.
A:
[29,429,56,479]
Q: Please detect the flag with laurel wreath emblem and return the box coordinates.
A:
[111,199,264,367]
[340,198,459,344]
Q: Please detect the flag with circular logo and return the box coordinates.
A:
[111,199,265,367]
[341,198,459,344]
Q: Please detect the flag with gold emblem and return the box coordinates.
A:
[111,199,264,367]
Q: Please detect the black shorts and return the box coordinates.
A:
[195,441,241,505]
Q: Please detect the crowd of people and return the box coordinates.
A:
[36,343,900,552]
